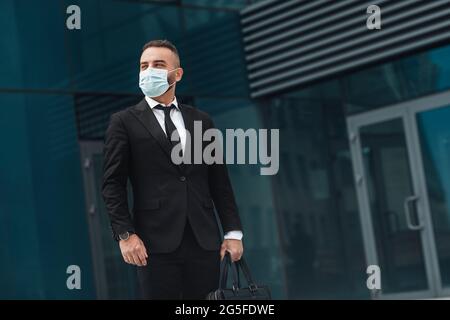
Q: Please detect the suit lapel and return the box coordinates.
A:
[130,99,182,172]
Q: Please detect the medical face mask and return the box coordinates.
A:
[139,67,178,98]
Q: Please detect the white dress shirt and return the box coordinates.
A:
[145,96,243,241]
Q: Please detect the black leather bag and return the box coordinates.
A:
[206,253,271,300]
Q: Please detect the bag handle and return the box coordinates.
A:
[219,254,259,293]
[219,252,239,291]
[236,257,258,292]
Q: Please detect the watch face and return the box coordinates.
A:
[119,232,129,241]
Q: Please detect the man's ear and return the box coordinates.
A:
[176,67,184,81]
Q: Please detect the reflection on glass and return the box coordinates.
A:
[360,119,428,293]
[260,82,368,299]
[197,98,285,299]
[343,44,450,114]
[93,155,138,299]
[417,105,450,287]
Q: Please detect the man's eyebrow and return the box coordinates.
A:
[140,59,167,65]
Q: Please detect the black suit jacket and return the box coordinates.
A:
[102,99,242,253]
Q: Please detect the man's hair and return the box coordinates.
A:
[142,39,180,66]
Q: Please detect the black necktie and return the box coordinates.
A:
[154,104,180,145]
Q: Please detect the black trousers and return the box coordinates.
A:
[136,219,220,300]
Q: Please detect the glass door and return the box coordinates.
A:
[348,90,450,299]
[347,100,438,299]
[409,92,450,297]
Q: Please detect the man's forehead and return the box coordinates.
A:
[140,47,174,62]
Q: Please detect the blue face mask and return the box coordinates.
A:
[139,67,178,98]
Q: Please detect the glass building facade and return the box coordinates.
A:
[1,0,450,299]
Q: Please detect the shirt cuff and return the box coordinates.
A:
[224,230,243,240]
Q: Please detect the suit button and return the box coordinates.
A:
[179,176,186,182]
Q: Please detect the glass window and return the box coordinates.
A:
[0,93,95,299]
[0,1,70,90]
[181,0,249,10]
[261,80,368,299]
[63,0,182,93]
[177,9,249,97]
[342,44,450,114]
[196,97,286,298]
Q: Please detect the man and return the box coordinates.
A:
[102,39,244,300]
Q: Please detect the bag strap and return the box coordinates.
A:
[236,257,258,292]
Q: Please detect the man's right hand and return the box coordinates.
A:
[119,234,148,267]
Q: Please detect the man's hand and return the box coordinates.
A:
[220,239,243,262]
[119,234,148,266]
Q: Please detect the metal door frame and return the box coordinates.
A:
[79,140,108,299]
[346,91,450,299]
[407,90,450,297]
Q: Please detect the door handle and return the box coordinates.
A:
[403,195,423,231]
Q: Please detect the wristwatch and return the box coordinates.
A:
[118,231,134,241]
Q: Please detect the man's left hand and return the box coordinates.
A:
[220,239,243,262]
